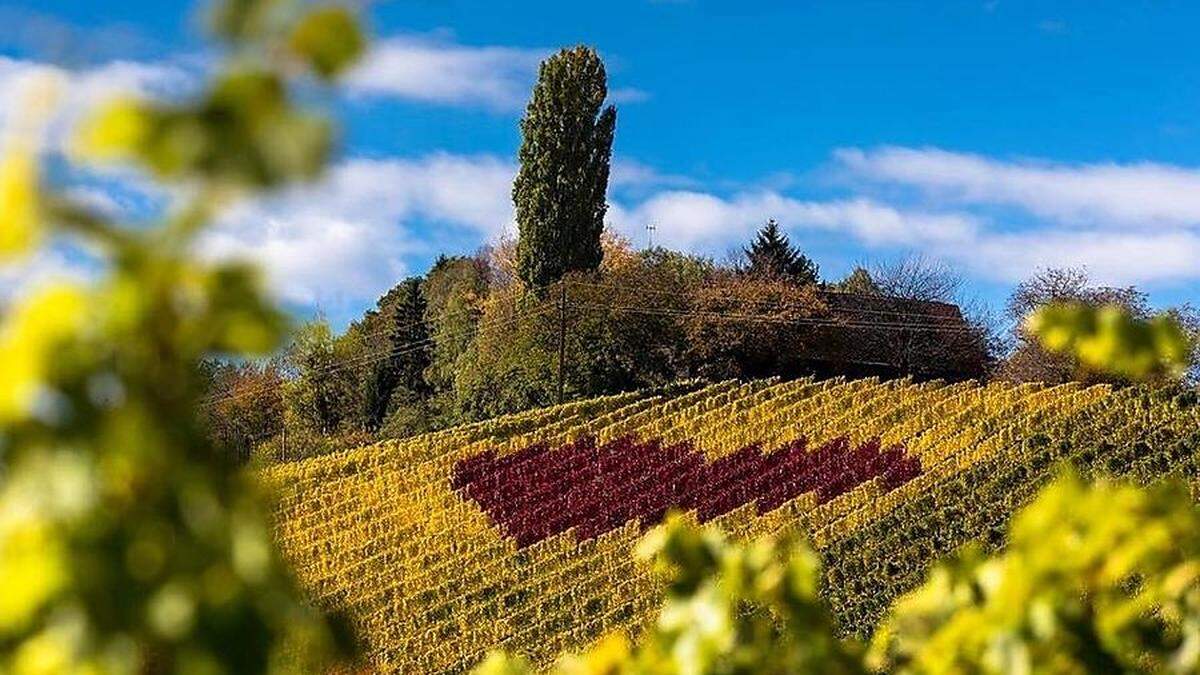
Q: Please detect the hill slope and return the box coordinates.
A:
[262,378,1200,673]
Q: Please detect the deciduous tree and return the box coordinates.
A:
[834,266,880,295]
[1004,267,1156,383]
[513,46,616,289]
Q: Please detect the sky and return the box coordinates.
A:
[2,0,1200,326]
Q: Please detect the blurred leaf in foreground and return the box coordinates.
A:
[871,473,1200,673]
[288,5,365,79]
[481,473,1200,675]
[0,0,365,672]
[0,149,41,259]
[0,75,60,260]
[1028,302,1193,380]
[479,513,864,675]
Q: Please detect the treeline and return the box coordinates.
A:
[201,228,891,461]
[199,44,1198,463]
[201,242,1198,464]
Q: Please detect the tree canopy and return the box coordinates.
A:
[513,46,616,290]
[835,267,880,295]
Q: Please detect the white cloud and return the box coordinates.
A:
[19,141,1196,313]
[607,190,979,250]
[0,244,99,302]
[346,36,648,112]
[203,154,516,308]
[6,149,486,311]
[62,165,172,218]
[213,150,1170,309]
[609,87,651,104]
[836,146,1200,229]
[203,214,409,309]
[6,151,691,312]
[609,188,1194,288]
[62,185,125,216]
[0,55,193,152]
[833,146,1200,287]
[608,158,696,191]
[947,230,1200,285]
[65,59,189,106]
[0,56,189,303]
[346,36,547,111]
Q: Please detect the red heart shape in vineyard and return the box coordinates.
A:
[453,435,921,548]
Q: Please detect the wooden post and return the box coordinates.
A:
[557,281,567,404]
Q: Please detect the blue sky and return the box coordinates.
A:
[3,1,1200,326]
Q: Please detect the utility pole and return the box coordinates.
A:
[556,281,567,404]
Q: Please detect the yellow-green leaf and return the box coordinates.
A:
[71,99,150,163]
[0,150,41,260]
[0,284,87,422]
[288,5,364,79]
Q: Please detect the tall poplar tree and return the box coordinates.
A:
[513,45,617,289]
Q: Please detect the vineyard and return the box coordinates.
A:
[262,377,1200,673]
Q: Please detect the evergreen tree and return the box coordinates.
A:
[359,277,431,430]
[513,46,617,289]
[742,219,820,284]
[386,277,433,398]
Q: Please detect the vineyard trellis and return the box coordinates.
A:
[261,376,1200,672]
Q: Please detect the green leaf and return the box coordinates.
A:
[289,5,365,79]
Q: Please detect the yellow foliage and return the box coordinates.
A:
[0,520,66,634]
[1027,302,1193,379]
[0,150,41,259]
[71,99,150,163]
[872,475,1200,673]
[0,284,86,422]
[288,5,365,79]
[0,71,64,259]
[0,1,366,671]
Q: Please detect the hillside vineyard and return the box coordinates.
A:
[262,378,1200,672]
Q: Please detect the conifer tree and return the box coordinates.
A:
[360,277,431,430]
[513,46,617,289]
[743,219,820,284]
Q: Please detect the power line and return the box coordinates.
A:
[201,277,973,410]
